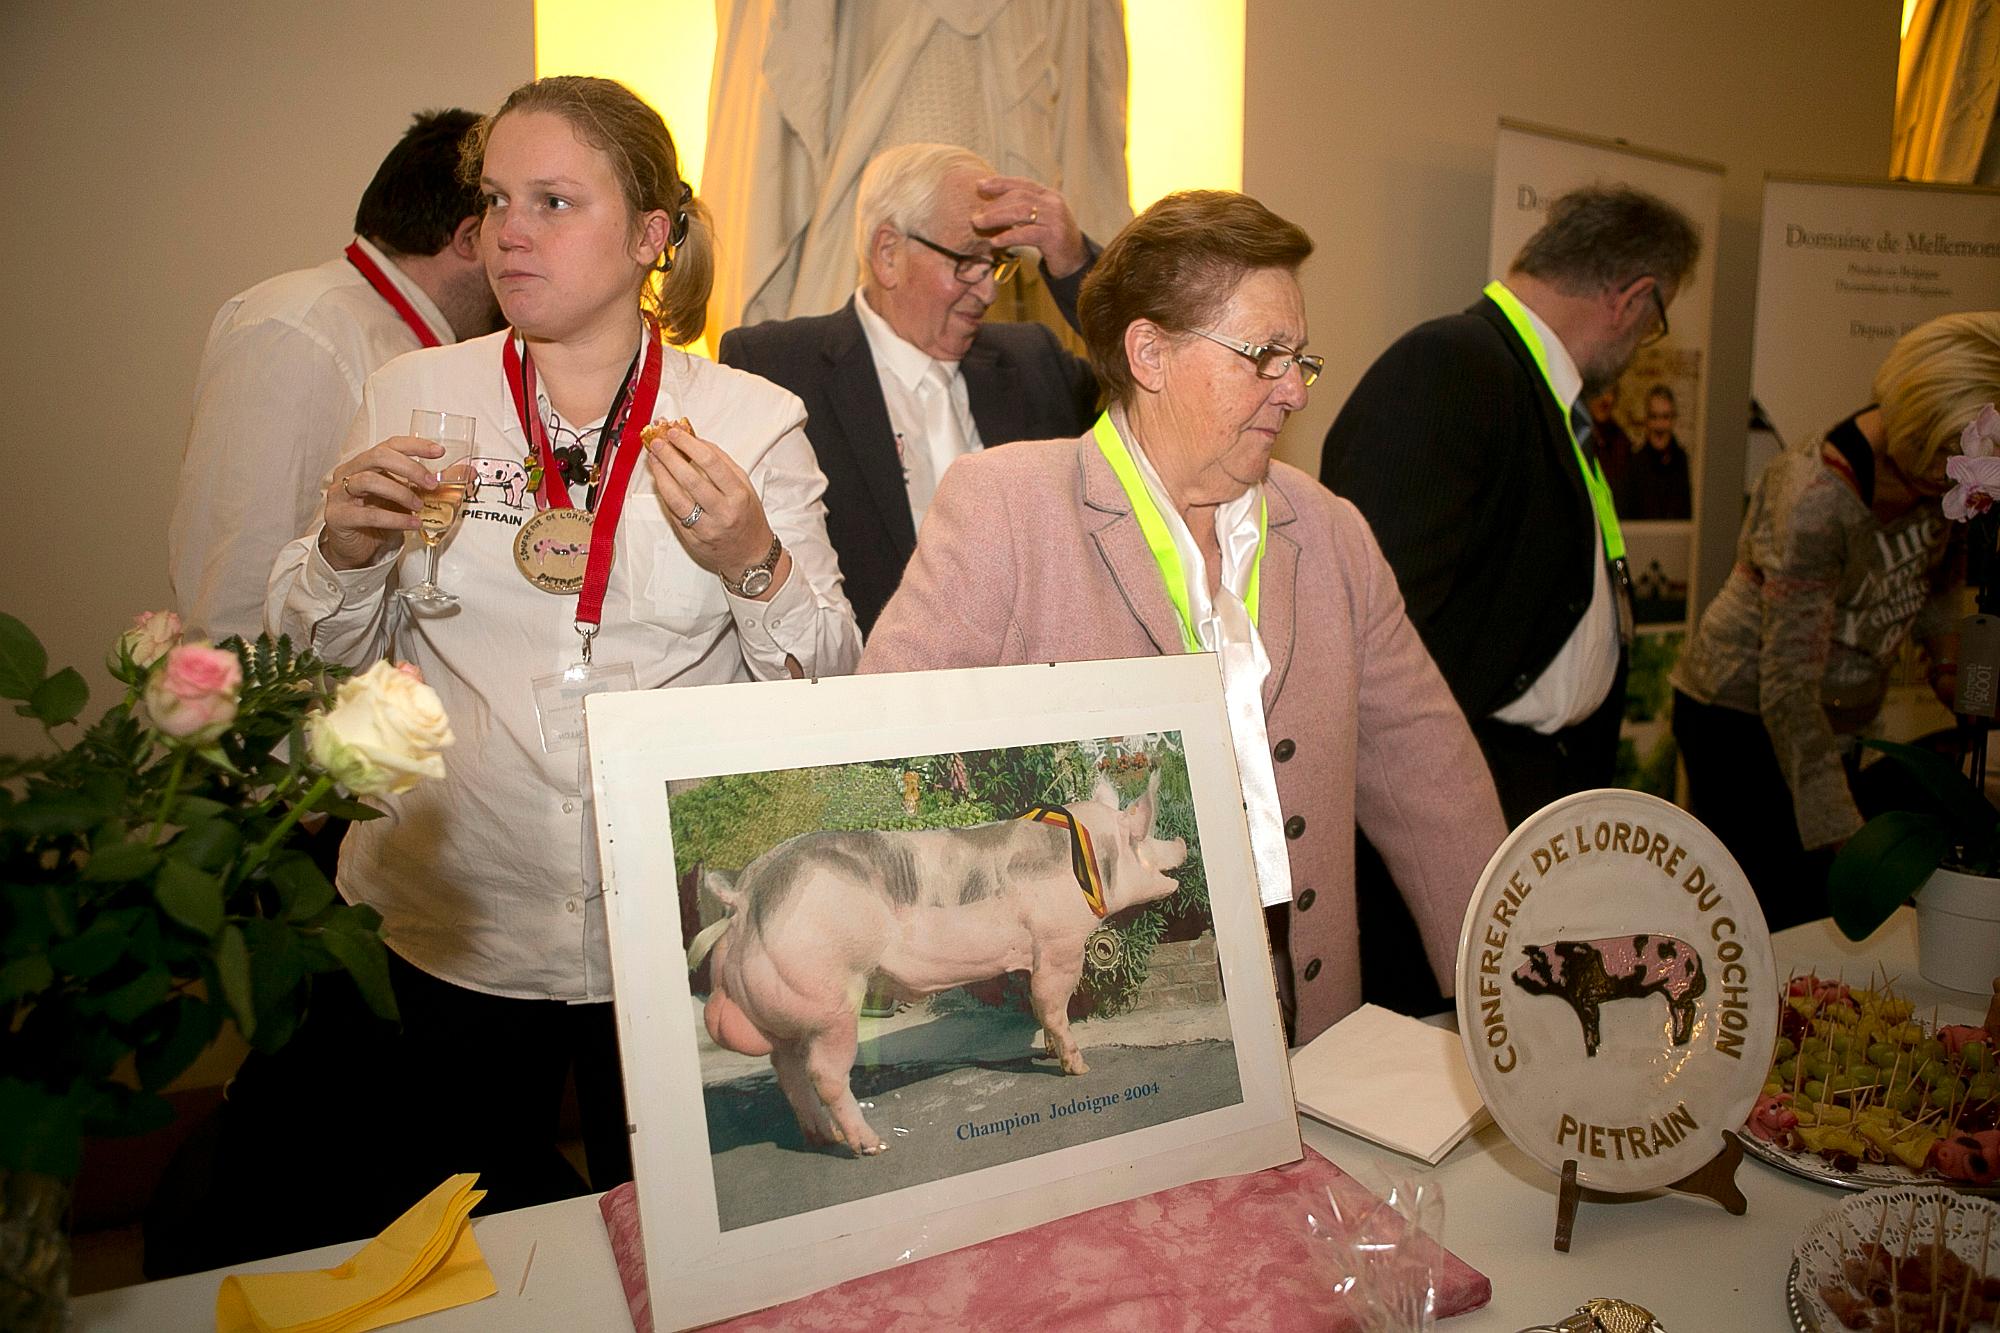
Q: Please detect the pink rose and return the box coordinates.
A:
[115,609,183,671]
[140,643,243,744]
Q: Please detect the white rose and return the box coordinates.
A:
[307,660,454,796]
[118,610,183,669]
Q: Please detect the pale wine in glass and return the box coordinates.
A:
[397,410,477,607]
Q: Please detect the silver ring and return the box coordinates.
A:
[1029,206,1039,225]
[679,503,704,529]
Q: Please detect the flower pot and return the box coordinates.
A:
[1916,866,2000,994]
[0,1169,71,1333]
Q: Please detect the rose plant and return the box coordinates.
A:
[0,611,452,1183]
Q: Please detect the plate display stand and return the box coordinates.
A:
[1551,1121,1750,1253]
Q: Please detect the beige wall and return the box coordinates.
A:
[0,2,533,751]
[1244,2,1896,614]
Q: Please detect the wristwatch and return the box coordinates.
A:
[726,535,784,598]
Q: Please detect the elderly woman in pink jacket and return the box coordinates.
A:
[860,191,1506,1044]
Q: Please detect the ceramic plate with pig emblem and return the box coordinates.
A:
[1454,788,1779,1191]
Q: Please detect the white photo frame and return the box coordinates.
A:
[587,655,1299,1330]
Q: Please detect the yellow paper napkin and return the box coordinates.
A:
[216,1173,496,1333]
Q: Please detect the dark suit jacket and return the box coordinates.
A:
[718,288,1100,632]
[1320,295,1599,720]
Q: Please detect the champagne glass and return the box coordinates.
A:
[397,410,477,608]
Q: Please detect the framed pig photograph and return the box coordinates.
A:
[587,656,1298,1330]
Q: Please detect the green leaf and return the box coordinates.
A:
[0,1077,83,1177]
[0,613,49,703]
[154,860,224,938]
[27,667,87,726]
[79,1084,175,1138]
[319,924,398,1023]
[316,793,387,822]
[98,966,173,1024]
[3,791,108,837]
[0,955,54,1003]
[1861,738,2000,840]
[80,839,161,883]
[172,795,230,825]
[213,924,255,1040]
[134,996,222,1091]
[48,914,134,979]
[265,850,335,921]
[1828,809,1954,941]
[170,819,243,873]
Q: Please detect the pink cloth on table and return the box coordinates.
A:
[599,1145,1491,1331]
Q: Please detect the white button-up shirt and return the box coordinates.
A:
[853,285,983,528]
[268,331,862,1001]
[1488,286,1619,734]
[171,237,455,642]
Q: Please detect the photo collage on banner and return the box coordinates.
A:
[1488,120,1726,799]
[1748,174,2000,740]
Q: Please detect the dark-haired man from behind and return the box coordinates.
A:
[169,109,502,642]
[1323,185,1701,823]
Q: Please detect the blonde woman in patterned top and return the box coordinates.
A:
[1672,311,2000,929]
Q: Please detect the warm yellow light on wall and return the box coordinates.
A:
[533,0,717,189]
[1125,0,1245,208]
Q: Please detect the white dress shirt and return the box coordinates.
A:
[268,331,862,1002]
[1488,288,1619,734]
[170,237,455,642]
[853,286,983,531]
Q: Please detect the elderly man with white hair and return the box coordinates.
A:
[718,143,1101,631]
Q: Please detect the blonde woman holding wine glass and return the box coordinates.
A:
[223,77,860,1263]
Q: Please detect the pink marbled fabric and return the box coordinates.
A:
[600,1146,1491,1331]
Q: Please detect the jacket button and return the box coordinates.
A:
[1296,888,1316,911]
[1303,957,1322,982]
[1513,673,1530,691]
[1568,598,1586,614]
[1273,738,1296,762]
[1284,815,1306,839]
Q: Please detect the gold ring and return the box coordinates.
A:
[1029,206,1039,225]
[342,475,359,498]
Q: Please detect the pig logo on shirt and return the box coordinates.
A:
[1511,934,1706,1057]
[686,773,1187,1157]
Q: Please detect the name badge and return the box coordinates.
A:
[531,660,637,754]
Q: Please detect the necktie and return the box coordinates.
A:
[907,362,967,533]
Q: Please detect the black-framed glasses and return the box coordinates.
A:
[906,233,1020,285]
[1639,281,1670,348]
[1187,328,1323,387]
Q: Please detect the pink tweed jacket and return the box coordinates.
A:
[860,433,1507,1043]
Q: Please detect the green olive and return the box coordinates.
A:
[1866,1042,1900,1069]
[1804,1080,1827,1102]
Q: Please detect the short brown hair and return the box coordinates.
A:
[461,76,711,345]
[1078,191,1313,404]
[1510,185,1701,298]
[1875,310,2000,481]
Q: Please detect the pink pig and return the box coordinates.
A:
[1511,934,1707,1058]
[469,456,529,508]
[687,773,1187,1156]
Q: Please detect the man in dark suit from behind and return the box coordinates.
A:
[718,142,1101,631]
[1322,185,1699,1012]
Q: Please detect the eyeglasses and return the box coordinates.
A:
[906,233,1020,285]
[1187,328,1324,387]
[1638,282,1670,348]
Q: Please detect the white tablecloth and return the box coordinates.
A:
[73,909,1988,1332]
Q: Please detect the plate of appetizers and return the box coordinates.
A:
[1742,975,1998,1194]
[1788,1185,1999,1331]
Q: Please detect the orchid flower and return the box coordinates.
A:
[1941,402,2000,522]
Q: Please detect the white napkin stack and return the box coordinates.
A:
[1289,1004,1488,1165]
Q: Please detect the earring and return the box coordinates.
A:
[652,248,673,275]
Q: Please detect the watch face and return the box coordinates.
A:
[738,567,773,597]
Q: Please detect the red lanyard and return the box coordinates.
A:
[344,242,443,348]
[503,325,664,633]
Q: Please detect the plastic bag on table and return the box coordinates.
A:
[1307,1173,1445,1333]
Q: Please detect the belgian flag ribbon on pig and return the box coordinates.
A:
[1017,805,1108,918]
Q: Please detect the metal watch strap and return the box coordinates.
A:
[727,534,783,597]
